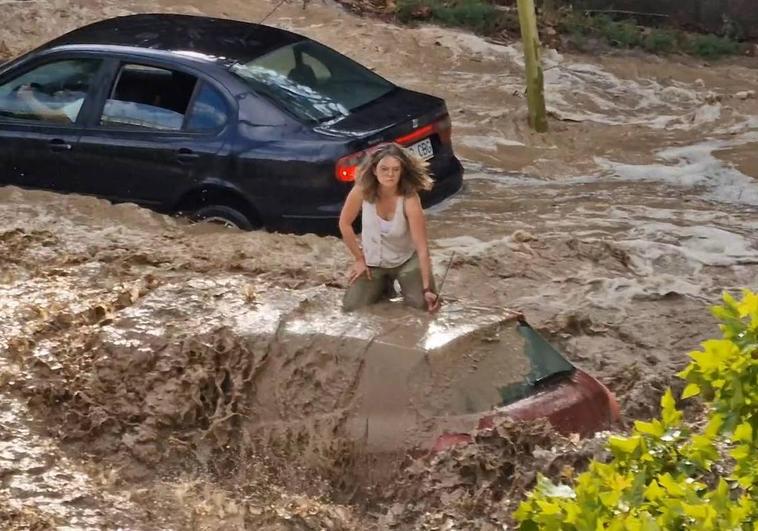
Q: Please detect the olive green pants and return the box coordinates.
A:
[343,253,435,311]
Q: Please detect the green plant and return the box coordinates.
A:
[555,11,591,36]
[642,30,676,54]
[515,289,758,529]
[686,33,741,59]
[588,14,614,33]
[396,0,499,34]
[604,21,642,48]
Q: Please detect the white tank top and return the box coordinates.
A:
[361,196,415,268]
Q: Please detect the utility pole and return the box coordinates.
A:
[516,0,548,132]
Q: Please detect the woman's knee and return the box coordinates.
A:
[343,288,369,312]
[342,275,383,311]
[402,290,426,310]
[342,297,360,312]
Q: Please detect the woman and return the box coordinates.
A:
[339,142,441,313]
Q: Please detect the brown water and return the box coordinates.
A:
[1,0,757,528]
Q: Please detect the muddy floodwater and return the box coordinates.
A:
[1,0,757,529]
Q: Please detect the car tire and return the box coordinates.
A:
[192,205,256,230]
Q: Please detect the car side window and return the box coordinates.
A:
[100,64,197,131]
[0,58,101,124]
[186,83,228,131]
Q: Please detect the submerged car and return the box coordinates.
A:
[0,14,463,233]
[82,280,620,456]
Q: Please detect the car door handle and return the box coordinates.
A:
[176,148,199,163]
[49,139,72,152]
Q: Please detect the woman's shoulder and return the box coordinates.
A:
[347,185,369,203]
[402,191,421,205]
[402,192,423,216]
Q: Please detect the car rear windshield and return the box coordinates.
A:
[230,40,394,124]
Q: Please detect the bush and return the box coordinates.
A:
[642,30,676,54]
[394,3,743,59]
[687,33,742,59]
[604,21,641,48]
[556,11,590,36]
[549,11,742,58]
[515,289,758,529]
[396,0,500,34]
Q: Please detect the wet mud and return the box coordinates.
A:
[2,0,758,528]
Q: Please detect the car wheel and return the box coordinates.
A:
[192,205,256,230]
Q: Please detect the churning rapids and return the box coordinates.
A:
[1,0,757,529]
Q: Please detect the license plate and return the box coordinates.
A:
[407,137,434,160]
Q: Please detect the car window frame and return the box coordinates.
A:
[0,51,109,129]
[87,55,234,138]
[182,80,231,133]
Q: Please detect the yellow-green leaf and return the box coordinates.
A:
[644,480,664,501]
[677,365,693,379]
[564,502,581,524]
[660,389,682,426]
[737,290,758,318]
[600,490,621,508]
[682,503,707,519]
[658,473,686,497]
[704,414,723,438]
[536,499,561,515]
[730,444,750,460]
[722,291,738,308]
[733,422,753,443]
[513,501,533,521]
[609,435,641,455]
[681,383,701,399]
[635,420,664,438]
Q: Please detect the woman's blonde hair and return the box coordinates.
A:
[356,143,434,203]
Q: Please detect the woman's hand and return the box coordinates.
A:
[424,290,441,313]
[348,259,371,285]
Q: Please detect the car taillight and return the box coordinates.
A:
[436,114,452,144]
[335,150,366,182]
[334,113,454,182]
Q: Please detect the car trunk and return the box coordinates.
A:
[317,87,459,188]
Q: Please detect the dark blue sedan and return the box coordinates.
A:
[0,14,463,233]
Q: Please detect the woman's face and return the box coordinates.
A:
[374,155,403,190]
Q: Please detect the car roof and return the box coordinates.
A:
[42,14,305,65]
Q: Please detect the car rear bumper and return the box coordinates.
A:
[274,156,464,235]
[432,368,621,452]
[421,156,464,208]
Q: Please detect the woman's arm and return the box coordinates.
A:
[339,186,371,283]
[406,193,434,291]
[339,186,364,260]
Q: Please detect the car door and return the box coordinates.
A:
[0,56,104,191]
[71,59,231,209]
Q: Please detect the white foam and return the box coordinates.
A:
[540,58,715,129]
[596,134,758,206]
[583,274,711,308]
[621,223,758,270]
[458,135,525,151]
[416,27,522,64]
[431,235,523,268]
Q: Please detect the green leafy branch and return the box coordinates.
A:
[515,289,758,530]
